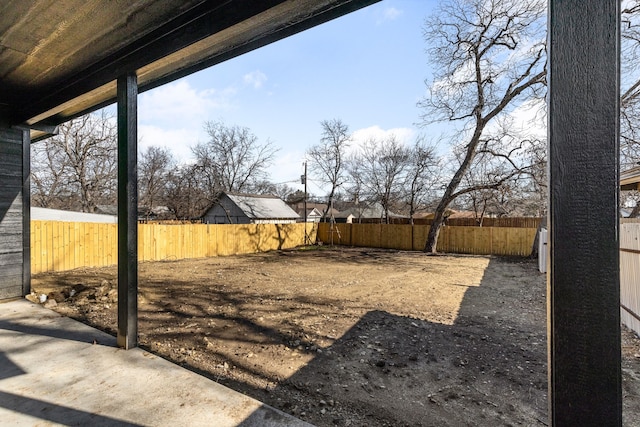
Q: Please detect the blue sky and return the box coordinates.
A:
[136,1,440,196]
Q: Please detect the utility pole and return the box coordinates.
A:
[302,161,308,244]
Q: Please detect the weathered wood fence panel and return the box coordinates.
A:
[317,223,536,257]
[620,223,640,336]
[358,217,541,228]
[31,221,317,274]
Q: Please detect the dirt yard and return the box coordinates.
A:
[30,247,640,426]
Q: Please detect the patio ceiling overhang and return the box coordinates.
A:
[0,0,380,141]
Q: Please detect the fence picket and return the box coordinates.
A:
[30,220,538,275]
[621,223,640,336]
[30,221,318,273]
[318,223,535,257]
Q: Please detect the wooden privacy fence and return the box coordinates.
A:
[357,216,542,228]
[31,221,317,274]
[317,223,537,257]
[620,222,640,336]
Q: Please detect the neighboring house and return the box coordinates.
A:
[95,205,118,216]
[294,207,322,223]
[202,192,300,224]
[621,166,640,191]
[287,201,339,220]
[139,205,172,221]
[334,203,405,223]
[619,167,640,218]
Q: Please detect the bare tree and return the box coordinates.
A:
[31,112,117,212]
[419,0,547,253]
[31,139,71,209]
[270,183,297,200]
[138,146,175,215]
[356,136,410,223]
[164,164,208,219]
[307,119,351,219]
[192,121,278,202]
[403,137,439,224]
[456,127,545,217]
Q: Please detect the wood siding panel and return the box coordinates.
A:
[0,127,24,299]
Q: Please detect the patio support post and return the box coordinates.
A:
[22,128,30,296]
[117,72,138,349]
[0,122,28,300]
[547,0,621,425]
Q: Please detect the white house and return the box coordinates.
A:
[294,207,323,223]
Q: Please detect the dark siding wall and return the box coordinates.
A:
[0,127,25,299]
[203,196,250,224]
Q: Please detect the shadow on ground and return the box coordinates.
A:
[32,253,551,427]
[242,257,549,427]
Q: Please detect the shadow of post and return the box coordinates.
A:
[0,390,145,427]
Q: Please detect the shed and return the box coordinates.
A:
[202,193,299,224]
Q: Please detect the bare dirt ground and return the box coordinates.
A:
[30,247,640,426]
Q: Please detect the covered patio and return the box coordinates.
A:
[0,1,624,425]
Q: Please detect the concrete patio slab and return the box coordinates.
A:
[0,299,312,427]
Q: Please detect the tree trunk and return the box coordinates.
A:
[323,186,336,221]
[424,208,445,253]
[424,133,483,253]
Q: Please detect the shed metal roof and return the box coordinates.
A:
[225,193,300,219]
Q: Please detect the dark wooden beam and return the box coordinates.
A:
[12,0,381,126]
[117,73,138,350]
[21,127,30,296]
[548,0,621,425]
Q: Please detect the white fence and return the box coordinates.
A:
[538,229,547,273]
[620,223,640,336]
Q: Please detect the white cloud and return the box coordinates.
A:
[269,150,306,185]
[509,98,546,138]
[137,79,241,163]
[377,7,403,24]
[139,80,236,128]
[351,125,415,149]
[384,7,402,20]
[243,70,267,89]
[484,98,546,140]
[138,125,202,163]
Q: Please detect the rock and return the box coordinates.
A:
[44,299,58,309]
[48,291,66,303]
[72,283,87,294]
